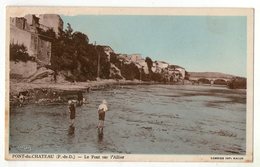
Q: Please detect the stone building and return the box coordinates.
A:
[135,59,149,74]
[102,45,114,61]
[152,61,169,73]
[129,54,142,62]
[169,65,186,79]
[38,14,63,37]
[10,14,63,78]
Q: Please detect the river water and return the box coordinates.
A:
[9,84,246,154]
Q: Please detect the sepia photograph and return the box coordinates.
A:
[5,7,253,162]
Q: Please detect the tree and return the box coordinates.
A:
[145,57,153,80]
[96,45,111,79]
[228,77,246,89]
[151,72,163,82]
[121,63,140,80]
[10,43,33,62]
[145,57,153,71]
[72,31,89,46]
[184,71,190,80]
[48,22,114,81]
[110,53,121,68]
[64,23,73,40]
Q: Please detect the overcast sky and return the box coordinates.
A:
[61,15,247,77]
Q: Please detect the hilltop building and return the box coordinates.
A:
[129,54,142,62]
[169,65,186,79]
[129,54,149,74]
[152,61,169,73]
[38,14,63,37]
[102,45,114,61]
[117,54,149,74]
[135,59,149,74]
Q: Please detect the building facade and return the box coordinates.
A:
[152,61,169,73]
[10,14,63,78]
[38,14,63,37]
[102,45,114,62]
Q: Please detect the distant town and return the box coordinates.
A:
[9,14,246,89]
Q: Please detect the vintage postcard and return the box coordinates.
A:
[5,7,254,162]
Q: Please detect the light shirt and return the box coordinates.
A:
[98,103,108,112]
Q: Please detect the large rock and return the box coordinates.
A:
[10,61,37,79]
[27,67,54,82]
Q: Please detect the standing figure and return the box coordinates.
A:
[77,91,83,106]
[97,100,108,131]
[18,93,25,107]
[53,70,57,83]
[68,100,76,127]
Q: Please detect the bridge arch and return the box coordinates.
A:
[214,79,228,85]
[198,78,210,84]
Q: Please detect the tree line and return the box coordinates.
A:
[11,23,168,82]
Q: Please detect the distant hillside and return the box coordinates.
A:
[189,72,238,79]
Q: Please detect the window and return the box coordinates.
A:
[34,36,38,51]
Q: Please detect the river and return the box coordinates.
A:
[9,84,246,154]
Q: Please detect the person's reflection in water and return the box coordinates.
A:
[68,125,75,136]
[67,125,76,146]
[98,129,104,143]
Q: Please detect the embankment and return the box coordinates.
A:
[9,79,151,106]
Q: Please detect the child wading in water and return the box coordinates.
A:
[97,100,108,132]
[68,100,76,127]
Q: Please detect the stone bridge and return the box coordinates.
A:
[189,77,232,85]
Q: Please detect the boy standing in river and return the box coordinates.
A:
[68,100,76,127]
[97,100,108,131]
[77,91,83,106]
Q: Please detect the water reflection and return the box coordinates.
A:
[97,129,104,143]
[68,125,75,136]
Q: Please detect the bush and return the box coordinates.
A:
[121,63,140,80]
[228,77,246,89]
[10,43,34,62]
[152,73,163,82]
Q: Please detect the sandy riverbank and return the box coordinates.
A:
[9,79,146,96]
[9,79,153,106]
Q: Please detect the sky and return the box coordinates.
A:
[61,15,247,77]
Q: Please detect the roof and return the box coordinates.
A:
[156,61,169,64]
[169,65,185,69]
[101,45,114,52]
